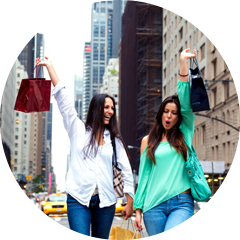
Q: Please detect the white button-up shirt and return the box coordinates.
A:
[52,82,134,208]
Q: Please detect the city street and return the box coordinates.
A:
[43,212,148,238]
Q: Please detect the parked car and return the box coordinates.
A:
[42,193,67,215]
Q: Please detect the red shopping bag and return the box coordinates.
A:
[14,65,51,113]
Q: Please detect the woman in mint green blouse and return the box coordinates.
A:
[134,49,197,236]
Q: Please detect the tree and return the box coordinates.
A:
[32,174,45,193]
[109,69,118,76]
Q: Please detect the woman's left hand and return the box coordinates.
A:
[180,48,197,63]
[122,203,133,220]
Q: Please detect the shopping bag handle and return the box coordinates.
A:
[120,218,134,230]
[190,57,202,78]
[132,228,144,239]
[29,64,44,80]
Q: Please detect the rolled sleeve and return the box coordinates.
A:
[115,138,135,200]
[52,82,85,138]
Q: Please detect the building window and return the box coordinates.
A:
[215,116,218,136]
[212,119,214,137]
[222,112,226,132]
[164,33,167,45]
[212,147,215,161]
[212,87,217,107]
[212,59,217,79]
[200,43,205,61]
[201,125,206,145]
[15,135,18,140]
[200,67,205,81]
[194,31,196,45]
[179,47,183,58]
[175,16,177,28]
[222,143,226,161]
[179,27,183,42]
[15,151,18,156]
[223,81,230,100]
[211,43,216,53]
[175,35,177,47]
[185,21,187,34]
[15,143,18,147]
[15,128,18,132]
[164,15,167,28]
[196,128,199,147]
[216,146,219,160]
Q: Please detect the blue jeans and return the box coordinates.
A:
[143,193,194,236]
[67,194,115,239]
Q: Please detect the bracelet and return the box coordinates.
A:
[178,71,188,77]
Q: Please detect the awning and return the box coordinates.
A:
[199,160,225,174]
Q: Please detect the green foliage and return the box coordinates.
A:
[109,69,118,76]
[32,174,45,193]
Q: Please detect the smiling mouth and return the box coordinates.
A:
[104,116,111,121]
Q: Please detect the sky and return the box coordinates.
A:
[41,1,93,191]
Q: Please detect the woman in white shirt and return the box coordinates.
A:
[36,57,134,239]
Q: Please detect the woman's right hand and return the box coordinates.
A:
[36,56,52,69]
[134,209,143,232]
[36,57,60,87]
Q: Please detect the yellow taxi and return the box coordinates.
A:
[115,198,135,214]
[42,193,67,215]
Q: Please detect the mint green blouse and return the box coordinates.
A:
[134,80,195,213]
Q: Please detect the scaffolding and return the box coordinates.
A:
[136,3,163,146]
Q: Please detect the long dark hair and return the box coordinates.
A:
[146,94,187,164]
[84,94,129,159]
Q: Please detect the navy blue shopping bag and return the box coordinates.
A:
[189,57,210,112]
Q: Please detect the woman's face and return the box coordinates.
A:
[104,97,114,124]
[161,102,179,132]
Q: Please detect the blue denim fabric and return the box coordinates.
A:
[67,194,115,239]
[143,193,194,236]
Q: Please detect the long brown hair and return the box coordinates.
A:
[84,94,130,159]
[146,94,187,164]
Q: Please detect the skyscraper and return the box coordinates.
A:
[41,103,53,191]
[112,0,127,58]
[119,1,163,172]
[90,1,113,99]
[82,42,91,121]
[18,33,45,78]
[74,75,83,120]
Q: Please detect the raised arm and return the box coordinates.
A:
[36,57,85,138]
[178,49,197,147]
